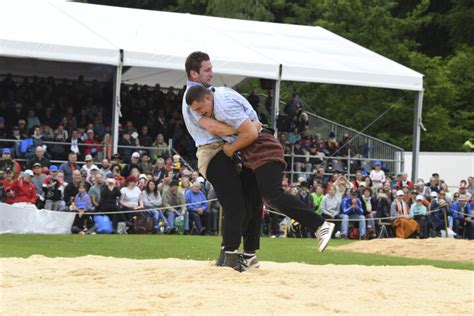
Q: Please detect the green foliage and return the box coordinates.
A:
[89,0,473,151]
[1,234,472,270]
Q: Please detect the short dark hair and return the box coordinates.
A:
[185,51,210,78]
[185,85,211,106]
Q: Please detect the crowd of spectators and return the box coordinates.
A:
[1,73,472,240]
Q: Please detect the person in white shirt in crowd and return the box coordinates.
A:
[369,160,386,190]
[81,154,98,182]
[100,158,112,178]
[320,185,341,236]
[142,179,172,233]
[120,176,144,224]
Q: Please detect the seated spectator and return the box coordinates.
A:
[138,174,148,191]
[139,151,154,175]
[2,168,15,204]
[185,181,210,234]
[450,198,472,238]
[458,182,472,202]
[0,148,20,178]
[293,142,311,177]
[206,185,220,235]
[138,125,153,148]
[151,133,169,162]
[111,164,125,188]
[369,160,386,190]
[72,181,93,212]
[71,202,96,235]
[60,152,79,184]
[118,131,135,163]
[396,172,413,190]
[334,175,353,201]
[320,186,340,235]
[121,152,141,178]
[81,154,98,181]
[410,195,429,238]
[162,179,188,234]
[100,158,112,177]
[63,170,90,207]
[390,190,419,238]
[120,175,144,225]
[309,183,324,215]
[42,165,64,211]
[142,179,171,233]
[27,146,50,169]
[26,109,41,130]
[374,187,391,218]
[340,190,366,239]
[98,175,124,231]
[67,130,82,157]
[287,127,301,144]
[7,170,37,205]
[152,158,168,183]
[83,129,101,158]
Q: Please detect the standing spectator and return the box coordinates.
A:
[185,181,209,234]
[83,129,101,158]
[7,170,37,205]
[31,163,46,200]
[151,133,169,162]
[361,187,377,239]
[138,125,153,148]
[60,152,79,184]
[142,179,171,233]
[340,191,366,239]
[118,131,135,163]
[27,146,50,169]
[99,176,123,231]
[410,195,429,238]
[42,165,64,211]
[162,180,188,234]
[370,160,386,190]
[99,133,113,161]
[88,173,103,211]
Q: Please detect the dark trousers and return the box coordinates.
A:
[255,162,325,234]
[241,165,262,252]
[206,151,246,251]
[414,215,429,238]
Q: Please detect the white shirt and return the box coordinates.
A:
[120,186,142,208]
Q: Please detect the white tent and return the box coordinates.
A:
[0,0,425,180]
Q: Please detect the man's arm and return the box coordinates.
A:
[222,119,258,157]
[198,117,237,136]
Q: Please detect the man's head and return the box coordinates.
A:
[33,163,42,175]
[72,170,82,184]
[191,181,201,193]
[2,148,11,159]
[156,133,164,144]
[35,146,44,158]
[185,85,214,117]
[102,159,110,169]
[68,152,77,163]
[185,51,212,87]
[156,158,165,169]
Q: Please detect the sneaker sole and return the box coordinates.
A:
[318,223,335,253]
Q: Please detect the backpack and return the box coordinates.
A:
[132,212,154,234]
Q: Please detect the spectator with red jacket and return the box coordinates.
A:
[7,170,37,204]
[395,172,413,190]
[83,129,101,157]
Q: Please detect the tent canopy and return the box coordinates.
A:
[0,0,423,91]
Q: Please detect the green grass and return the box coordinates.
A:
[1,235,472,271]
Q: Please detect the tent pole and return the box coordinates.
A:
[411,90,424,182]
[112,50,123,155]
[271,64,283,133]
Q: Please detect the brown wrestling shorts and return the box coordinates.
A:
[239,130,287,172]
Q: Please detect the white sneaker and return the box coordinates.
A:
[242,254,260,269]
[315,222,335,252]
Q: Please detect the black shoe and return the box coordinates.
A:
[223,251,247,272]
[216,248,225,267]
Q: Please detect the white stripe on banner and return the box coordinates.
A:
[0,203,76,234]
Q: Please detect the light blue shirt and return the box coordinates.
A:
[212,87,260,144]
[182,81,221,147]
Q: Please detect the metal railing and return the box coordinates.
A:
[247,92,405,175]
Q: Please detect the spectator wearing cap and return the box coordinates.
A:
[119,176,144,221]
[0,148,19,177]
[27,146,50,170]
[137,174,148,191]
[391,190,410,219]
[31,162,46,199]
[42,165,64,211]
[390,190,419,238]
[369,160,386,190]
[151,133,169,162]
[185,181,210,234]
[340,190,366,239]
[83,129,101,157]
[410,195,429,238]
[71,201,96,235]
[59,152,79,184]
[162,179,188,233]
[81,154,98,182]
[7,170,37,204]
[138,151,153,175]
[121,152,142,178]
